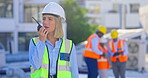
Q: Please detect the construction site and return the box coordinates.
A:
[1,0,148,78]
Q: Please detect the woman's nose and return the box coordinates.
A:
[43,20,48,24]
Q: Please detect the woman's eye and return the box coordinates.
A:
[48,18,53,20]
[43,18,45,20]
[48,17,54,21]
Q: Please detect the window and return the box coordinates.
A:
[88,3,100,14]
[110,4,127,13]
[112,4,119,13]
[0,43,4,50]
[18,32,37,51]
[0,32,12,52]
[0,0,13,18]
[130,4,139,13]
[24,4,45,22]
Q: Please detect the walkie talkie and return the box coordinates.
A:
[32,17,42,31]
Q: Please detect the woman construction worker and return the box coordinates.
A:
[98,37,110,78]
[29,2,79,78]
[83,26,107,78]
[108,30,128,78]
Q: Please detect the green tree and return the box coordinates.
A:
[60,0,97,44]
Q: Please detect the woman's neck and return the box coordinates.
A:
[47,33,58,46]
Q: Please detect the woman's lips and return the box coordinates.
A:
[44,26,49,29]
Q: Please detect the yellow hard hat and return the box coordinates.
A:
[111,30,118,39]
[97,26,107,34]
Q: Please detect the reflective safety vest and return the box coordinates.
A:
[30,37,72,78]
[108,39,128,62]
[97,44,110,69]
[83,34,101,59]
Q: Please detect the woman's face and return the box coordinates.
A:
[42,14,56,33]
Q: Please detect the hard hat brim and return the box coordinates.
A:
[42,13,60,18]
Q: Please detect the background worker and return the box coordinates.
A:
[29,2,79,78]
[108,30,128,78]
[98,37,110,78]
[83,26,107,78]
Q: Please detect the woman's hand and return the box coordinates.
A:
[38,27,48,43]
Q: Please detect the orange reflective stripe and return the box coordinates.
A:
[108,40,125,53]
[112,41,116,52]
[111,56,117,62]
[108,40,117,62]
[118,55,128,62]
[108,41,116,53]
[84,34,97,48]
[111,56,128,62]
[98,57,110,69]
[84,41,91,48]
[118,40,125,52]
[109,39,128,62]
[98,61,110,69]
[111,55,128,62]
[83,50,100,59]
[98,44,108,53]
[97,45,110,69]
[83,34,100,59]
[117,40,127,62]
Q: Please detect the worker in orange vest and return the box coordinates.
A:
[83,26,107,78]
[108,30,128,78]
[98,37,110,78]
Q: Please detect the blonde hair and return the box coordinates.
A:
[54,17,64,38]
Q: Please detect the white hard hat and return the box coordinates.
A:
[42,2,66,21]
[100,38,108,43]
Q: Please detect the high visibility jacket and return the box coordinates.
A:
[30,37,73,78]
[97,44,110,69]
[83,34,101,59]
[108,39,128,62]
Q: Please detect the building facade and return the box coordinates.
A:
[1,0,148,54]
[84,0,148,28]
[0,0,67,54]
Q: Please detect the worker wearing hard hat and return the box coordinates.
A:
[98,37,110,78]
[29,2,79,78]
[83,26,107,78]
[108,30,128,78]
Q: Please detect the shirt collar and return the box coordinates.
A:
[45,38,62,47]
[94,33,101,38]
